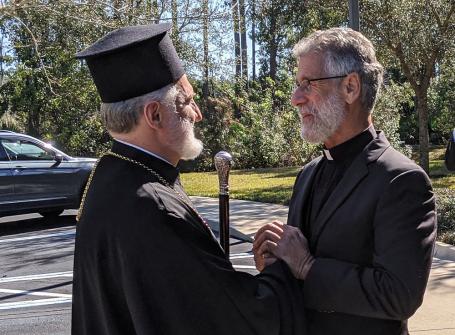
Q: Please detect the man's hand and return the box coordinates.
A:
[252,222,281,271]
[253,221,314,280]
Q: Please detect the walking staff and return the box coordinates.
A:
[214,151,233,258]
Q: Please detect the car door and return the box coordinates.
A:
[0,140,15,211]
[1,137,73,208]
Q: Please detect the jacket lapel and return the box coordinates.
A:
[288,157,323,229]
[310,156,368,249]
[310,132,391,250]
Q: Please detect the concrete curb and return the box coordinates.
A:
[434,241,455,262]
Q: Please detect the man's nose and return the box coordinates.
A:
[291,89,308,107]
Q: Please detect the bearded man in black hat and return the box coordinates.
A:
[72,23,306,335]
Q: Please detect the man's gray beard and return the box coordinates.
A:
[168,113,203,161]
[299,92,346,143]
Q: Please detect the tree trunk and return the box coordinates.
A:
[231,0,241,118]
[152,0,159,23]
[231,0,241,80]
[239,0,248,82]
[269,15,277,81]
[171,0,179,49]
[251,0,256,81]
[416,90,430,174]
[0,32,3,86]
[26,76,40,138]
[202,0,209,101]
[112,0,122,21]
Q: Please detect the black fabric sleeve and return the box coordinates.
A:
[116,201,306,335]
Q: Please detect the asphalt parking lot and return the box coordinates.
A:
[0,198,454,335]
[0,208,258,335]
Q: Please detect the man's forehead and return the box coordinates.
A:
[176,74,194,96]
[297,53,323,78]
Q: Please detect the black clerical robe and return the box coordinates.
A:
[72,141,306,335]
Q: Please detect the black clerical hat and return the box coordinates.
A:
[76,23,184,103]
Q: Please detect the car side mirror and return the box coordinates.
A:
[54,154,63,163]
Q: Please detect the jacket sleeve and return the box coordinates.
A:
[117,199,306,335]
[303,168,436,320]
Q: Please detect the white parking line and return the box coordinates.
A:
[0,297,72,310]
[232,265,256,270]
[0,271,73,283]
[0,231,75,244]
[230,253,253,260]
[0,288,72,298]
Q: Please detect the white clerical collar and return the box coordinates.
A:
[323,149,334,161]
[114,139,173,166]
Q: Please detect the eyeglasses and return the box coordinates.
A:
[294,75,348,94]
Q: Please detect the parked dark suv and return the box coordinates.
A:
[0,130,96,218]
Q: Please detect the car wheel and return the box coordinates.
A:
[39,210,64,218]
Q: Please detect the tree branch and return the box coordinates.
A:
[10,14,55,94]
[388,41,418,91]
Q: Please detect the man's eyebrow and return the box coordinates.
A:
[296,76,308,83]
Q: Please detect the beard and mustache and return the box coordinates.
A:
[165,89,345,160]
[166,110,204,161]
[298,92,346,144]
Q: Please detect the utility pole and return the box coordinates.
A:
[349,0,360,31]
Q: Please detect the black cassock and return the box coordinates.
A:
[72,141,306,335]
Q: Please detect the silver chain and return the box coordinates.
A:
[77,151,209,229]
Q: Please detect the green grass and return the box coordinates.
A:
[181,148,455,204]
[429,159,455,189]
[181,167,300,205]
[411,145,446,161]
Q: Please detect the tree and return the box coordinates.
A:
[231,0,241,80]
[428,53,455,143]
[362,0,455,173]
[239,0,248,81]
[202,0,209,100]
[255,0,346,81]
[251,0,256,80]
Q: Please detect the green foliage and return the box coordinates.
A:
[0,1,227,157]
[255,0,347,79]
[0,0,453,166]
[435,188,455,245]
[362,0,455,173]
[428,56,455,144]
[190,76,318,171]
[0,1,113,156]
[373,80,414,156]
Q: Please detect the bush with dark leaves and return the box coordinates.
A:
[435,188,455,245]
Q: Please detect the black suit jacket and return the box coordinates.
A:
[288,131,436,335]
[72,141,306,335]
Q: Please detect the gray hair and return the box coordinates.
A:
[293,27,383,113]
[100,84,178,133]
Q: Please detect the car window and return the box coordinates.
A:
[1,139,55,161]
[0,140,9,161]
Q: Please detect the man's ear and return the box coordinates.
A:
[342,72,361,105]
[143,101,162,129]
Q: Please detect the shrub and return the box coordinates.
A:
[189,77,319,171]
[373,81,413,157]
[435,188,455,245]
